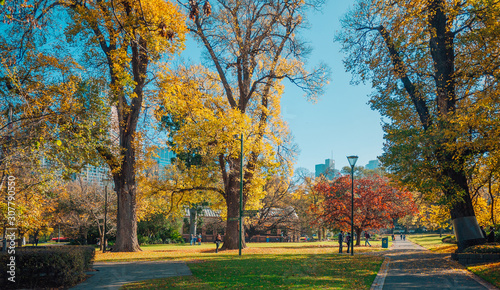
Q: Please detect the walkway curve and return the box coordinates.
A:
[70,260,192,289]
[370,239,498,290]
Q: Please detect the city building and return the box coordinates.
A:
[78,165,111,188]
[365,159,380,170]
[315,158,338,179]
[151,147,176,175]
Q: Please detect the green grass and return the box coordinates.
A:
[407,234,457,253]
[114,242,384,289]
[468,262,500,288]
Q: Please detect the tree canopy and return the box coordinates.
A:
[337,0,500,250]
[312,175,416,245]
[157,0,329,249]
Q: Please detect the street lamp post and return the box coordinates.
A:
[239,133,243,256]
[103,184,108,253]
[347,155,358,256]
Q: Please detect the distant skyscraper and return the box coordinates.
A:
[315,158,338,179]
[366,160,379,170]
[79,165,110,187]
[152,147,176,175]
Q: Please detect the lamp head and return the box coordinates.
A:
[347,155,358,168]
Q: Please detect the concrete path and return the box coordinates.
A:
[70,261,192,289]
[371,239,498,290]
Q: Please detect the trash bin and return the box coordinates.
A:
[382,237,388,248]
[266,237,269,243]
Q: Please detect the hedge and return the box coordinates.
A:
[0,245,95,289]
[463,243,500,254]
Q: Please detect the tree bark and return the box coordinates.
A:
[222,179,246,250]
[189,207,197,236]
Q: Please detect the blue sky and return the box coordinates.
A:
[179,1,385,173]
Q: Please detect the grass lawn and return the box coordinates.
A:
[407,234,457,253]
[95,242,385,289]
[468,262,500,288]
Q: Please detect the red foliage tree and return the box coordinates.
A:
[312,175,417,245]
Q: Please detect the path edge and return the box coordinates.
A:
[370,257,390,290]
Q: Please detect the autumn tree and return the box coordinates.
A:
[313,175,417,245]
[245,175,299,241]
[157,0,328,250]
[291,168,330,240]
[418,200,452,236]
[55,177,117,246]
[337,0,500,250]
[469,163,500,227]
[61,0,187,251]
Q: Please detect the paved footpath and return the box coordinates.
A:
[70,261,192,289]
[371,239,498,290]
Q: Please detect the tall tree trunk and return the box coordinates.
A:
[189,207,197,236]
[222,186,246,250]
[355,228,362,246]
[113,132,140,252]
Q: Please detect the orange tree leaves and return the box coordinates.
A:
[311,175,417,245]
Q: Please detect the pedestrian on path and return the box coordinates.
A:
[190,234,195,245]
[197,234,202,245]
[487,227,495,243]
[345,233,351,253]
[403,234,406,240]
[215,234,222,253]
[338,230,344,253]
[364,231,371,246]
[480,226,487,238]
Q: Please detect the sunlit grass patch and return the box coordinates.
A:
[95,242,387,263]
[468,262,500,288]
[115,242,383,289]
[408,234,458,253]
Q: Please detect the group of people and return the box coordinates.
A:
[337,230,372,253]
[190,234,202,245]
[480,226,496,243]
[190,233,224,253]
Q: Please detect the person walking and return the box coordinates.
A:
[338,231,344,253]
[487,227,495,243]
[345,233,351,254]
[480,226,487,239]
[190,234,195,245]
[364,231,371,247]
[215,234,222,253]
[197,234,202,245]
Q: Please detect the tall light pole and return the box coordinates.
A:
[239,133,243,256]
[347,155,358,256]
[103,183,108,253]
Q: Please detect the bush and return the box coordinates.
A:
[0,245,95,289]
[442,235,457,244]
[138,235,150,245]
[463,243,500,254]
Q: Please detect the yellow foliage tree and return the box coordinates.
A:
[157,0,329,250]
[338,0,500,251]
[63,0,187,251]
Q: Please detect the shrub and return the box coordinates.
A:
[442,235,457,244]
[463,243,500,254]
[137,235,150,245]
[0,245,95,289]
